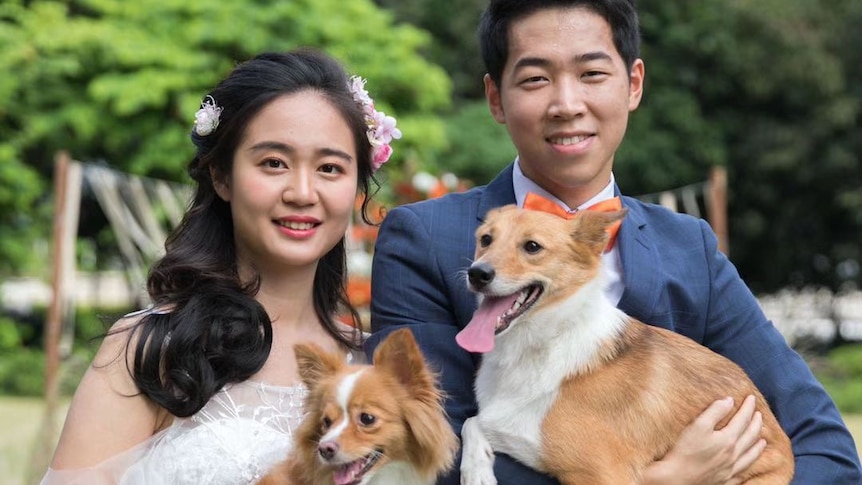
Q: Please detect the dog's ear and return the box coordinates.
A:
[402,392,459,478]
[294,342,343,390]
[572,208,628,255]
[375,329,458,477]
[373,328,438,399]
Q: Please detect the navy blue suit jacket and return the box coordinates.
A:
[366,164,862,484]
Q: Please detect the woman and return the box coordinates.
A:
[41,48,399,484]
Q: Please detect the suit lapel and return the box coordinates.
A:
[477,163,517,223]
[616,198,662,322]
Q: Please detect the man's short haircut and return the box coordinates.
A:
[478,0,640,86]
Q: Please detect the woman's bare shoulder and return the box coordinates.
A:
[51,310,166,469]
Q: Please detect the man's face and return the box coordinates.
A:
[485,6,644,208]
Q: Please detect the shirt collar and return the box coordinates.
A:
[512,157,616,212]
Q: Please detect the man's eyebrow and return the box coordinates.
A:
[512,56,552,71]
[512,51,614,71]
[575,51,613,63]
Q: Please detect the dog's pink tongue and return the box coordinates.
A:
[457,294,518,353]
[333,461,363,485]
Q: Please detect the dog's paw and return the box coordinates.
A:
[460,417,497,485]
[460,466,496,485]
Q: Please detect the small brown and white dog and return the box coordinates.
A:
[258,328,457,485]
[456,205,794,485]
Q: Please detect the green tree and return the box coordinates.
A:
[0,0,452,275]
[623,0,860,292]
[374,0,488,100]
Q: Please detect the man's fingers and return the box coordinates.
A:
[732,438,767,476]
[737,410,763,453]
[722,394,757,437]
[696,396,736,430]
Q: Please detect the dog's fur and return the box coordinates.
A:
[457,205,794,485]
[258,329,457,485]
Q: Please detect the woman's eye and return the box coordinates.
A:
[320,163,343,174]
[264,158,285,169]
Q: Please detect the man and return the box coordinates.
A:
[367,1,862,483]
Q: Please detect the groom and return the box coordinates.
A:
[366,0,862,483]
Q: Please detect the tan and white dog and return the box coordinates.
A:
[259,328,458,485]
[456,205,794,485]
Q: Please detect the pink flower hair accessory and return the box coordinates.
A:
[193,95,222,136]
[348,76,401,171]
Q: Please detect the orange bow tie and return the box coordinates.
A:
[523,192,623,251]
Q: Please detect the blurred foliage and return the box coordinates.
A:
[373,0,487,100]
[626,0,862,293]
[0,347,92,396]
[0,0,451,274]
[0,316,24,350]
[437,99,516,185]
[1,0,861,295]
[0,348,45,396]
[814,344,862,413]
[0,304,132,396]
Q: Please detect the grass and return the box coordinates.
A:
[0,396,68,485]
[1,396,860,485]
[847,413,862,454]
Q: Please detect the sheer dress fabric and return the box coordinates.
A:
[41,351,363,485]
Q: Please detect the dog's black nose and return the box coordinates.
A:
[468,262,495,289]
[318,441,339,460]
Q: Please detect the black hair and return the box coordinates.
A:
[125,49,377,417]
[478,0,641,87]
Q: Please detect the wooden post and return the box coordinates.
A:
[40,151,80,468]
[45,152,70,422]
[707,166,729,255]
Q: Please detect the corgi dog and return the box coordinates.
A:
[456,205,794,485]
[258,328,458,485]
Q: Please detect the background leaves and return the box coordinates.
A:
[0,0,860,293]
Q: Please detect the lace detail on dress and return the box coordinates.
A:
[40,336,367,485]
[118,381,308,485]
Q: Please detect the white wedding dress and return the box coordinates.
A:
[40,352,363,485]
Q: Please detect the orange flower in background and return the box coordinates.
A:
[347,277,372,308]
[429,179,448,199]
[351,224,379,243]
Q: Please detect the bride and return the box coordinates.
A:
[40,48,398,485]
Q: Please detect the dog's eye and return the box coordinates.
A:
[479,234,492,248]
[322,416,333,429]
[359,413,376,426]
[523,240,543,254]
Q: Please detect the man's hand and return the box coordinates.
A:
[640,395,767,485]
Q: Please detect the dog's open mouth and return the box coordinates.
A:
[332,451,382,485]
[456,283,544,353]
[494,284,543,334]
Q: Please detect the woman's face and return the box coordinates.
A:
[215,90,359,274]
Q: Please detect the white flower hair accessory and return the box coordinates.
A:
[193,95,223,136]
[348,76,402,171]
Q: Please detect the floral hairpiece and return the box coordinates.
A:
[193,95,222,136]
[348,76,401,171]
